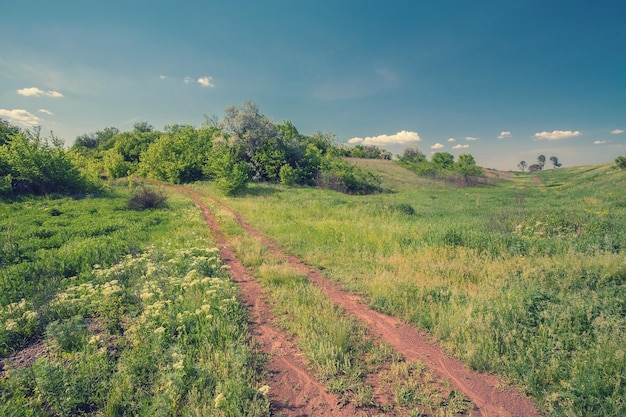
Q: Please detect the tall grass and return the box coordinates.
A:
[0,187,269,416]
[203,163,626,416]
[211,198,471,414]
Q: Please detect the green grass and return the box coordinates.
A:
[201,162,626,417]
[0,186,269,416]
[209,198,471,415]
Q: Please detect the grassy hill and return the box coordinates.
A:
[217,160,626,416]
[1,160,624,416]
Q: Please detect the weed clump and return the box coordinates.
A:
[127,186,167,210]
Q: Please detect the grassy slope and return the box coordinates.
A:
[214,160,625,417]
[0,188,269,416]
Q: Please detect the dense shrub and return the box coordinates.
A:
[615,156,626,170]
[0,130,97,196]
[127,186,167,210]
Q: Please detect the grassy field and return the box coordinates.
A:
[1,161,624,416]
[0,186,269,416]
[207,162,626,417]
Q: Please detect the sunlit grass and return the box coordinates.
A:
[200,162,626,417]
[0,186,269,416]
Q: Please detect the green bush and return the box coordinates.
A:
[46,315,88,352]
[615,156,626,170]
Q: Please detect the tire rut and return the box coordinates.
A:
[163,183,359,417]
[155,181,542,416]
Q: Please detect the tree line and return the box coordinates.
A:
[1,102,388,197]
[518,155,561,172]
[397,146,484,186]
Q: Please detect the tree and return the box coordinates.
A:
[0,119,21,146]
[203,144,250,195]
[549,156,562,168]
[454,153,483,185]
[431,152,455,170]
[399,146,426,163]
[219,101,282,180]
[518,161,527,172]
[615,156,626,170]
[0,130,95,195]
[537,154,546,168]
[528,164,542,173]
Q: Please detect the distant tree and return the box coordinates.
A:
[615,156,626,170]
[0,119,21,146]
[537,154,546,168]
[399,146,426,162]
[528,164,542,173]
[454,153,483,185]
[219,101,280,179]
[518,160,528,172]
[431,152,455,170]
[133,121,154,133]
[549,156,562,168]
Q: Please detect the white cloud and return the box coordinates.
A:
[611,129,624,135]
[348,130,421,146]
[594,140,607,145]
[159,75,167,80]
[17,87,63,98]
[465,136,478,141]
[452,144,470,149]
[534,130,581,140]
[197,76,214,87]
[0,108,40,126]
[430,143,444,149]
[184,76,192,84]
[497,131,512,139]
[447,137,456,142]
[38,108,53,115]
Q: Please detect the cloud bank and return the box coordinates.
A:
[197,76,214,87]
[452,144,469,149]
[534,130,581,140]
[0,109,40,126]
[348,130,420,146]
[17,87,63,98]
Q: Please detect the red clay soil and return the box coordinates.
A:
[168,184,360,416]
[161,182,543,417]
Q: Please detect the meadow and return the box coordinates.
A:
[205,162,626,417]
[1,161,624,416]
[0,186,269,416]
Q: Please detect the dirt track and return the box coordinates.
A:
[167,183,543,417]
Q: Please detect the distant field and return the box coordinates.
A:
[212,161,626,417]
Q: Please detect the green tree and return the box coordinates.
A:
[454,153,483,185]
[138,125,216,183]
[431,152,455,170]
[518,161,527,172]
[615,156,626,170]
[549,156,562,168]
[0,130,95,195]
[204,144,250,195]
[0,119,22,146]
[537,154,546,168]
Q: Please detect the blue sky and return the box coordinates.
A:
[1,1,624,170]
